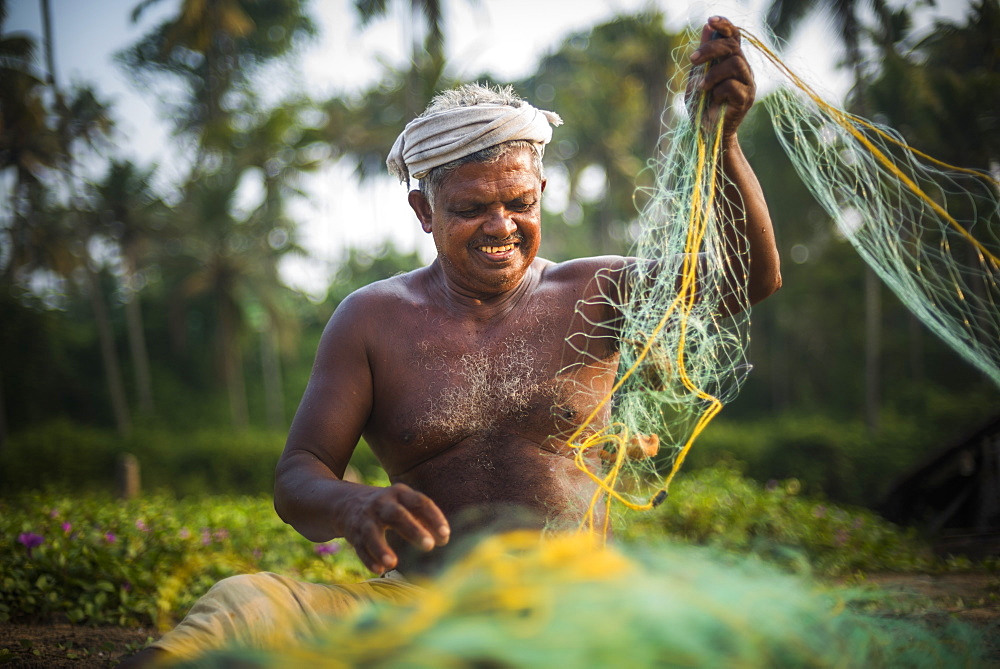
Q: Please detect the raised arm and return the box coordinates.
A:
[274,291,449,574]
[691,16,782,310]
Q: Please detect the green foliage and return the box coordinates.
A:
[620,465,939,576]
[0,420,124,494]
[324,242,424,307]
[116,0,317,139]
[0,421,284,496]
[1,467,980,630]
[0,420,386,498]
[0,492,367,627]
[683,398,999,506]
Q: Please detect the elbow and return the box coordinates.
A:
[768,270,783,297]
[272,457,297,525]
[272,478,291,525]
[749,270,782,306]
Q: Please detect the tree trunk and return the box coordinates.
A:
[0,361,8,452]
[40,0,57,87]
[123,251,154,416]
[85,265,131,437]
[864,266,881,433]
[124,291,154,415]
[261,322,285,429]
[218,298,249,430]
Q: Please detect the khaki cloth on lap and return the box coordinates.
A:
[151,572,422,661]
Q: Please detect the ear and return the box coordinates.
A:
[408,190,433,233]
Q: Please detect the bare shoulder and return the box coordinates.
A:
[319,267,432,351]
[539,255,630,293]
[330,267,430,318]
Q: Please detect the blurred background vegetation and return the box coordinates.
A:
[1,0,998,514]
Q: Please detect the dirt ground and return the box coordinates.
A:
[0,623,153,668]
[1,572,998,667]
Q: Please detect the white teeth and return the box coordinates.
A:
[480,243,515,254]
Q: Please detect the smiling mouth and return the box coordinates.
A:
[478,242,517,254]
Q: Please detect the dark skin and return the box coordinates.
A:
[272,17,779,578]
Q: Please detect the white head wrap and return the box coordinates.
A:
[386,102,563,184]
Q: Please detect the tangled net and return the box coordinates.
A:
[566,27,1000,528]
[189,532,988,668]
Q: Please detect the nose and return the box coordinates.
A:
[482,208,517,239]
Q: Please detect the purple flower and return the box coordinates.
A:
[49,509,60,518]
[314,543,340,556]
[201,529,212,546]
[18,532,44,557]
[135,519,149,532]
[122,580,132,592]
[178,527,191,540]
[105,532,117,544]
[835,528,850,546]
[212,529,229,543]
[61,522,72,534]
[253,548,263,561]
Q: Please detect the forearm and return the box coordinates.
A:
[273,450,373,543]
[717,135,781,308]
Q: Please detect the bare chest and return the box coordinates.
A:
[364,295,616,477]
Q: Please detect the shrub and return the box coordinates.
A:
[0,492,368,627]
[619,465,939,576]
[1,467,968,629]
[0,422,382,497]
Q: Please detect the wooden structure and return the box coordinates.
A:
[879,414,1000,559]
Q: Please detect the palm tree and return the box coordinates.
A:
[2,3,132,436]
[168,159,304,429]
[355,0,445,64]
[50,81,134,436]
[863,0,999,170]
[517,12,684,256]
[118,0,316,155]
[118,0,320,428]
[88,159,166,416]
[0,0,61,273]
[319,57,452,182]
[229,101,321,428]
[354,0,451,117]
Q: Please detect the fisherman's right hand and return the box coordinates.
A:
[341,483,450,574]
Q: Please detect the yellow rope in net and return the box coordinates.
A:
[566,26,1000,530]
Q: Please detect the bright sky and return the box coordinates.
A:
[6,0,969,297]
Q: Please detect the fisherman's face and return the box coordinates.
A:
[411,148,545,297]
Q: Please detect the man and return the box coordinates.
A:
[123,16,779,666]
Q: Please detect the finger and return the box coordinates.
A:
[377,500,441,551]
[397,488,451,545]
[707,15,739,42]
[699,22,715,45]
[691,38,741,66]
[352,536,393,575]
[357,526,397,574]
[713,78,753,103]
[692,16,741,65]
[700,56,753,93]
